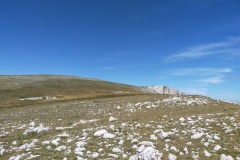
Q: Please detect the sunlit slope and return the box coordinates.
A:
[0,94,239,159]
[0,75,142,107]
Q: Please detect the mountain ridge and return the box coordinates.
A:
[0,74,185,108]
[138,85,184,95]
[0,74,100,90]
[0,75,184,95]
[0,74,141,107]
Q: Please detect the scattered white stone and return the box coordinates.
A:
[204,142,209,147]
[0,148,5,155]
[150,134,158,140]
[76,141,86,147]
[146,105,152,109]
[55,126,73,130]
[204,150,211,157]
[165,144,169,149]
[121,123,127,126]
[220,154,234,160]
[156,125,163,129]
[192,153,199,159]
[26,154,41,159]
[12,141,17,145]
[137,145,145,152]
[191,133,204,139]
[19,139,38,151]
[91,152,99,158]
[42,141,50,145]
[208,138,216,143]
[55,145,67,151]
[23,124,50,135]
[132,145,138,150]
[29,122,35,127]
[168,153,177,160]
[122,154,128,158]
[103,133,115,139]
[130,146,162,160]
[112,147,122,153]
[57,133,70,138]
[56,119,98,130]
[170,146,179,152]
[20,96,57,101]
[138,141,154,147]
[9,153,27,160]
[183,147,188,154]
[214,145,221,151]
[214,135,221,140]
[75,147,86,156]
[131,139,139,143]
[94,129,108,137]
[109,116,117,122]
[179,117,185,121]
[109,125,115,131]
[77,156,86,160]
[108,153,118,158]
[118,140,124,145]
[160,131,174,139]
[186,142,192,145]
[72,119,99,127]
[51,138,61,146]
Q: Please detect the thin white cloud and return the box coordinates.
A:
[169,67,232,84]
[198,76,224,84]
[100,67,116,70]
[220,68,232,73]
[172,68,232,76]
[166,36,240,61]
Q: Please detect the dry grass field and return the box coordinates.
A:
[0,75,239,160]
[0,75,142,108]
[1,95,240,160]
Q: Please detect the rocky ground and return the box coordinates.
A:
[0,95,239,160]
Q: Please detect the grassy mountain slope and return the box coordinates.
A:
[0,75,143,107]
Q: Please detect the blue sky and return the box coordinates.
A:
[1,0,240,102]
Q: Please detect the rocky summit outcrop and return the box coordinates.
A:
[138,85,184,95]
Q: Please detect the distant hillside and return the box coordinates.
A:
[0,75,140,92]
[138,85,184,95]
[0,75,94,90]
[0,75,186,108]
[0,75,142,107]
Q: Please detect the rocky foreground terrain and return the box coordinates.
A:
[0,94,239,160]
